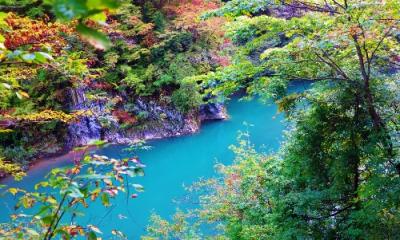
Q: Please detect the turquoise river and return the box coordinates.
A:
[0,82,308,238]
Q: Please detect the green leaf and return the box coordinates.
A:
[46,196,58,205]
[101,192,110,207]
[76,23,111,50]
[90,139,108,146]
[88,12,107,23]
[35,181,49,190]
[52,0,88,20]
[86,0,119,9]
[41,215,54,225]
[21,53,36,63]
[8,187,19,196]
[35,205,51,216]
[66,186,84,198]
[76,174,111,180]
[87,231,97,240]
[53,229,71,240]
[21,196,34,208]
[134,168,145,177]
[34,52,54,63]
[0,12,7,24]
[15,92,23,100]
[7,50,22,59]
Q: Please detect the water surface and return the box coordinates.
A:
[0,82,308,238]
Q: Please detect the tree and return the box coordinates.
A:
[171,81,203,113]
[145,0,400,238]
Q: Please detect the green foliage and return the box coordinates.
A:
[0,83,13,109]
[1,146,37,166]
[0,0,46,18]
[137,111,150,121]
[0,157,26,181]
[45,0,119,49]
[150,32,194,58]
[100,3,221,97]
[144,210,204,240]
[203,0,272,18]
[76,23,112,50]
[189,58,262,100]
[151,11,167,32]
[145,0,400,239]
[0,0,225,169]
[172,81,203,113]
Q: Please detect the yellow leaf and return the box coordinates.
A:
[8,188,19,196]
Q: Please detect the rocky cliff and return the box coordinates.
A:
[66,87,227,148]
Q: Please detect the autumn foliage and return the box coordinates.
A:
[165,0,225,39]
[2,13,74,53]
[112,109,137,124]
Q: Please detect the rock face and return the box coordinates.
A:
[67,87,104,147]
[199,103,227,121]
[103,98,201,144]
[66,87,227,148]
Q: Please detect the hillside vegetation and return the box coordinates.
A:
[0,0,227,168]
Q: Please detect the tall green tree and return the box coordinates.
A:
[146,0,400,239]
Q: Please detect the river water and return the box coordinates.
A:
[0,82,308,238]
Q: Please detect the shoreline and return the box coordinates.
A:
[0,117,228,183]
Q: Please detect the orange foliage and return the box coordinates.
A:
[142,32,158,47]
[164,0,225,39]
[112,110,137,124]
[2,13,74,53]
[211,53,230,67]
[105,11,158,47]
[88,81,114,90]
[167,0,220,15]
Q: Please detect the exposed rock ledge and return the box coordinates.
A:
[66,91,228,148]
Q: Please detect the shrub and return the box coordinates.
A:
[137,111,150,121]
[171,82,202,113]
[2,145,37,165]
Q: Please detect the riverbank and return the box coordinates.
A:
[0,96,286,238]
[0,102,228,180]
